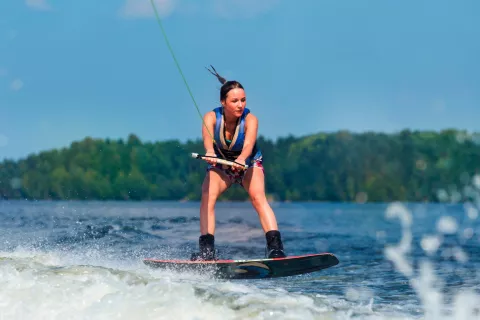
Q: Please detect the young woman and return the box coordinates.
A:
[191,67,286,261]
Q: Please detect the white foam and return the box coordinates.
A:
[0,254,236,320]
[345,287,374,302]
[0,249,352,319]
[452,290,480,319]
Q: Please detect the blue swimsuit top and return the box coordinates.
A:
[212,107,262,165]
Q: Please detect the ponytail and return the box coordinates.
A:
[206,65,244,101]
[206,65,227,85]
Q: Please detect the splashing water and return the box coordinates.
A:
[385,201,480,320]
[0,199,479,319]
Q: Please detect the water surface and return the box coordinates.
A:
[0,201,479,319]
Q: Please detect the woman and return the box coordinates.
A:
[191,67,286,261]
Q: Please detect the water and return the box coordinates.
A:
[0,200,479,319]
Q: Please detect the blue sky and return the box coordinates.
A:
[1,0,479,160]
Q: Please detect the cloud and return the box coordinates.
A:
[119,0,279,19]
[212,0,280,19]
[25,0,52,11]
[10,79,24,91]
[120,0,175,18]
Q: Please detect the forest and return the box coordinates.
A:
[1,129,479,202]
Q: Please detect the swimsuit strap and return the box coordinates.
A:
[222,107,239,147]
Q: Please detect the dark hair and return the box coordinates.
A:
[206,65,244,102]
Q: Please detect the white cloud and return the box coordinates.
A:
[10,79,24,91]
[119,0,279,19]
[212,0,280,19]
[120,0,175,18]
[25,0,52,11]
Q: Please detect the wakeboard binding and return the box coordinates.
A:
[190,233,218,261]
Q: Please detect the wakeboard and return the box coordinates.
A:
[143,253,339,279]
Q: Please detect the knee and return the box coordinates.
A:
[201,185,219,203]
[201,188,216,200]
[249,190,266,206]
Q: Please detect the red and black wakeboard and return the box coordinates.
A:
[143,253,339,279]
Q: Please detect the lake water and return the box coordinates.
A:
[0,200,479,319]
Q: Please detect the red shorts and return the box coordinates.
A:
[207,158,263,186]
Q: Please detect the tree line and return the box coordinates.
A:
[1,129,479,202]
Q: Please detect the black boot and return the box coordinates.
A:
[190,233,217,261]
[265,230,286,259]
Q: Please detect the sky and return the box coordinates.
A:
[1,0,479,160]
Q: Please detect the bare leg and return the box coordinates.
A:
[242,167,279,232]
[200,168,231,235]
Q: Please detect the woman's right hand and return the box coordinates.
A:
[204,151,217,166]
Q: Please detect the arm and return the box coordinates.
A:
[237,113,258,161]
[202,111,216,154]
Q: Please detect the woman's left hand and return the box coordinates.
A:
[233,157,246,171]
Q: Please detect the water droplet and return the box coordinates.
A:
[463,228,474,240]
[463,186,476,199]
[420,235,442,255]
[452,247,468,263]
[450,190,462,203]
[472,175,480,189]
[465,204,478,220]
[386,202,412,227]
[437,216,458,234]
[436,189,449,202]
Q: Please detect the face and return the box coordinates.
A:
[222,88,246,118]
